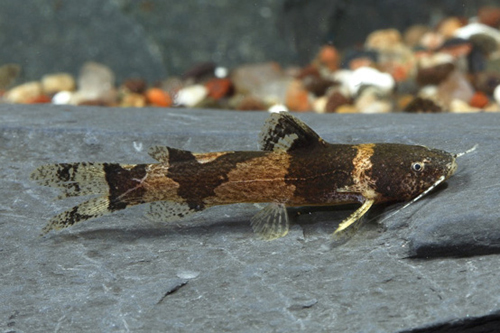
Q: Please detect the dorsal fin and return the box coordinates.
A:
[259,112,326,152]
[148,146,196,165]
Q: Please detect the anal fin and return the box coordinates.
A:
[145,201,202,222]
[250,203,289,240]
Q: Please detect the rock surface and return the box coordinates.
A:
[1,105,499,332]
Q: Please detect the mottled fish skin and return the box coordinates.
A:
[30,112,457,237]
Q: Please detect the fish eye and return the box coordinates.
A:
[412,162,424,172]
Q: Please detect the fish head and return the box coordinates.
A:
[370,144,456,201]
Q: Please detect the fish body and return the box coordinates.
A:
[31,112,458,239]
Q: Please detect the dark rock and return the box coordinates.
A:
[2,105,500,332]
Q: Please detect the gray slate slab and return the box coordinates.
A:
[1,105,500,332]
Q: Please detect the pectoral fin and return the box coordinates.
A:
[251,203,289,240]
[333,199,374,235]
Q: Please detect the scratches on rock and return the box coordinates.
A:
[288,298,318,311]
[157,279,189,304]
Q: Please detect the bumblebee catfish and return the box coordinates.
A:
[31,112,467,239]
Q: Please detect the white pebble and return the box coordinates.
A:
[347,67,395,95]
[454,22,500,43]
[493,85,500,105]
[215,66,228,78]
[268,104,288,113]
[175,84,208,107]
[52,91,73,105]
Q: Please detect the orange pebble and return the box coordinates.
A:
[318,45,340,71]
[146,88,172,107]
[469,91,489,108]
[285,80,312,112]
[27,95,52,104]
[205,78,232,100]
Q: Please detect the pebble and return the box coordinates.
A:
[493,85,500,105]
[312,96,328,113]
[355,86,392,114]
[77,62,116,104]
[478,6,500,27]
[122,78,147,94]
[454,23,500,44]
[325,90,351,113]
[404,25,431,48]
[4,81,43,104]
[285,79,312,112]
[205,78,233,100]
[417,62,455,86]
[121,93,147,107]
[347,67,395,96]
[335,104,358,114]
[0,64,20,90]
[52,91,73,105]
[233,95,268,111]
[419,31,445,50]
[231,62,285,96]
[146,88,172,107]
[437,17,464,38]
[41,73,75,95]
[403,97,442,113]
[450,99,480,113]
[175,84,208,107]
[316,45,340,72]
[469,91,489,109]
[365,29,402,51]
[437,70,475,106]
[268,104,289,113]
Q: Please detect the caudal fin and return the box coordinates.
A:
[30,162,146,235]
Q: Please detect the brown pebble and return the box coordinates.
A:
[416,63,455,86]
[183,62,216,81]
[235,95,268,111]
[478,6,500,27]
[123,78,147,94]
[325,91,351,113]
[403,97,443,113]
[302,75,335,97]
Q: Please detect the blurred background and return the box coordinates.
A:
[0,0,495,83]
